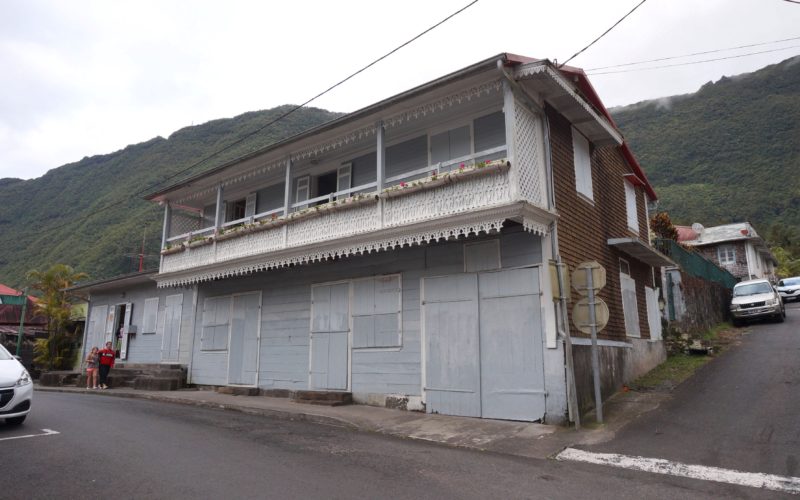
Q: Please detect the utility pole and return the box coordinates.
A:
[16,288,28,357]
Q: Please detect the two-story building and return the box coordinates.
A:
[677,222,777,282]
[81,53,672,423]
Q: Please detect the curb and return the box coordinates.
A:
[35,386,360,431]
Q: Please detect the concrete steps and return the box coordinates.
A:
[292,390,352,407]
[40,363,187,391]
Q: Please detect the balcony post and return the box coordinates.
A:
[283,157,292,216]
[503,80,519,201]
[214,185,224,232]
[161,202,171,249]
[376,121,385,191]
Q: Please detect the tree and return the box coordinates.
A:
[650,212,679,241]
[26,264,87,370]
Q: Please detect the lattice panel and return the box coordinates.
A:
[287,204,380,248]
[169,210,203,238]
[162,244,216,273]
[157,216,506,288]
[218,227,284,263]
[514,103,545,207]
[383,171,512,228]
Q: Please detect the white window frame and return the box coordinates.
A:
[624,180,640,233]
[336,163,352,199]
[351,274,403,350]
[142,297,159,334]
[295,175,310,208]
[572,127,593,202]
[718,244,736,266]
[619,258,631,276]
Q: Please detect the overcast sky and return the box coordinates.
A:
[1,0,798,180]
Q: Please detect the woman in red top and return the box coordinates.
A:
[98,341,115,389]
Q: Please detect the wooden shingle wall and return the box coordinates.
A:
[547,106,654,341]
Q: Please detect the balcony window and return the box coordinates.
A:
[431,125,471,172]
[226,198,246,222]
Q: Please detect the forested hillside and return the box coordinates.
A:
[0,106,341,286]
[611,56,800,237]
[2,57,797,286]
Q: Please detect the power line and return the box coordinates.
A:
[559,0,648,68]
[66,0,479,224]
[135,0,480,200]
[588,45,800,75]
[587,35,800,71]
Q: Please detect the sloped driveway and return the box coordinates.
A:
[563,303,800,493]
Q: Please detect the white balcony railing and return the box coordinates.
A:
[160,158,515,277]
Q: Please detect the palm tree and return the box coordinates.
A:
[27,264,88,370]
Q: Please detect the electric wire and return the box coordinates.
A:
[587,35,800,71]
[588,45,800,75]
[67,0,480,227]
[134,0,479,200]
[559,0,647,68]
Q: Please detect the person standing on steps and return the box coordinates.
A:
[85,346,99,389]
[98,341,115,389]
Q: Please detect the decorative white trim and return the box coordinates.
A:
[156,214,508,288]
[515,64,623,145]
[522,218,549,236]
[384,80,503,129]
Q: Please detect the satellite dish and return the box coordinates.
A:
[691,223,704,233]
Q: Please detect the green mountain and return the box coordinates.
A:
[0,106,342,286]
[2,57,798,286]
[610,56,800,239]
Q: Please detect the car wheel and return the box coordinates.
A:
[732,318,743,327]
[5,416,26,426]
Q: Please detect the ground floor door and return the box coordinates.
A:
[161,294,183,363]
[227,292,261,386]
[310,283,350,391]
[423,268,545,421]
[87,305,108,352]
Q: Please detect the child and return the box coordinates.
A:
[85,346,99,389]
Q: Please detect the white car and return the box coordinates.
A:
[776,276,800,303]
[0,344,33,425]
[730,278,785,326]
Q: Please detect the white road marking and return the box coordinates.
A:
[557,448,800,495]
[0,428,60,442]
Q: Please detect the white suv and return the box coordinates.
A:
[730,279,785,326]
[0,344,33,425]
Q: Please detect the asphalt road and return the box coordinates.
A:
[2,391,772,499]
[579,302,800,483]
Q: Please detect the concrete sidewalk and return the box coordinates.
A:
[34,384,669,459]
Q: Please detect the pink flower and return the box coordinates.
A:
[460,163,465,169]
[400,182,407,187]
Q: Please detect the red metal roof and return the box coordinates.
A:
[675,225,699,242]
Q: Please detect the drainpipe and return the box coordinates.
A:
[499,58,579,427]
[543,111,581,429]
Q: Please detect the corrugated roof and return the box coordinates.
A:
[681,222,759,246]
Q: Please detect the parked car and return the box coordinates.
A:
[730,278,785,326]
[0,344,32,425]
[776,276,800,303]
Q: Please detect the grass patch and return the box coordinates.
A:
[628,354,710,392]
[629,322,744,392]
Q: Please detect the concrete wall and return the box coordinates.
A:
[572,338,666,412]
